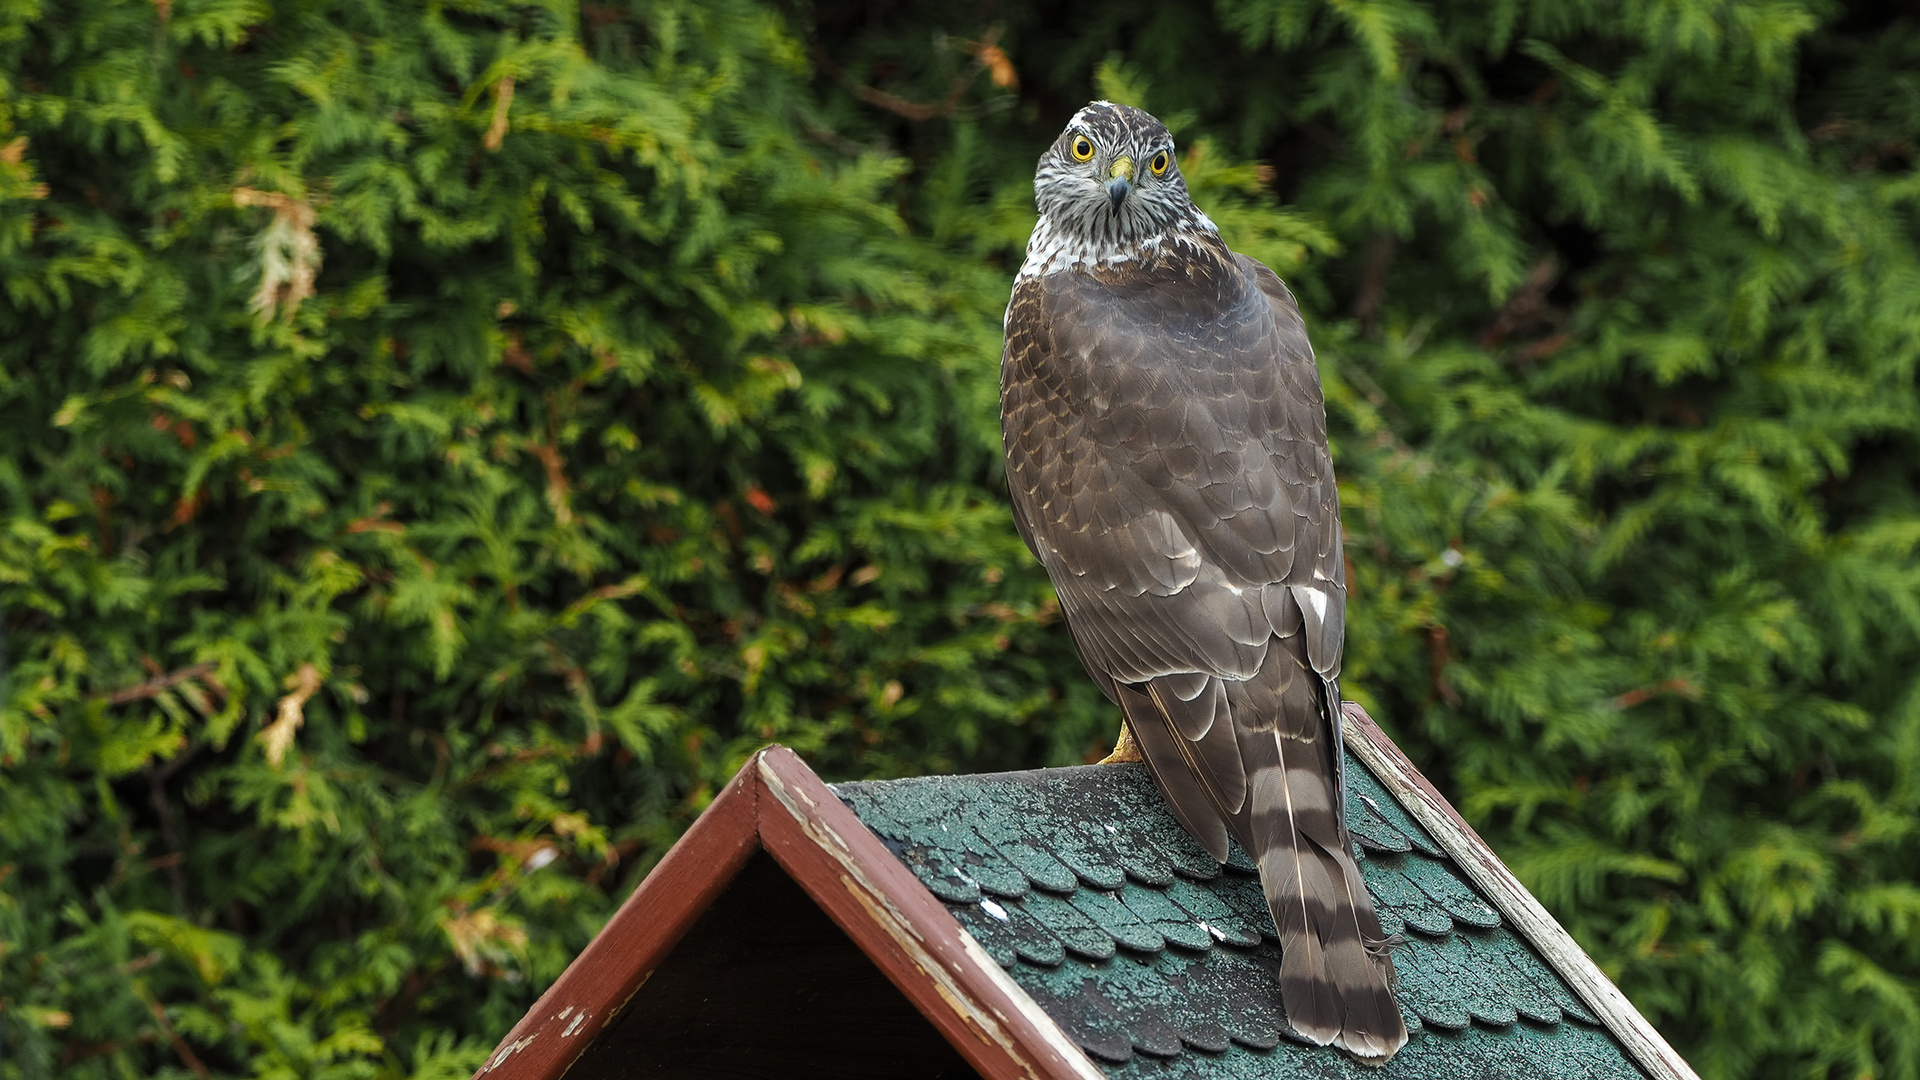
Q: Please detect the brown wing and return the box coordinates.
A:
[1001,245,1405,1059]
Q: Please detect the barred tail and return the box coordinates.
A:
[1229,655,1406,1060]
[1118,642,1407,1060]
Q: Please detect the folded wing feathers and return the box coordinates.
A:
[1145,677,1246,813]
[1121,686,1232,861]
[1127,595,1406,1061]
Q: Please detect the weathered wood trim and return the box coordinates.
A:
[1341,703,1702,1080]
[473,761,761,1080]
[756,747,1106,1080]
[475,747,1100,1080]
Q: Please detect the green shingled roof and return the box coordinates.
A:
[833,754,1648,1080]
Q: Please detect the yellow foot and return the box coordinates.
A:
[1096,722,1144,764]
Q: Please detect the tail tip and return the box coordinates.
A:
[1335,1026,1408,1066]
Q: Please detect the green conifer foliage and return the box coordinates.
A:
[3,1,1919,1078]
[0,2,1103,1075]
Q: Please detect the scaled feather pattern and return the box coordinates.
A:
[1000,101,1407,1061]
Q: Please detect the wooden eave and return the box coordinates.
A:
[472,745,1104,1080]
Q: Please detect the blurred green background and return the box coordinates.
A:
[4,0,1919,1076]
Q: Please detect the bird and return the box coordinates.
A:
[1000,101,1407,1061]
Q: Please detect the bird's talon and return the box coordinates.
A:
[1097,723,1145,764]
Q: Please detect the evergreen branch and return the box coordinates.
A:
[102,663,220,706]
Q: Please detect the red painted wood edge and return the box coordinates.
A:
[473,747,1099,1080]
[474,761,760,1080]
[754,747,1103,1080]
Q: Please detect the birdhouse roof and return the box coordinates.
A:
[840,748,1619,1077]
[475,705,1697,1080]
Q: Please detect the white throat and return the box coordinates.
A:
[1015,209,1221,282]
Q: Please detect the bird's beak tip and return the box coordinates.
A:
[1106,177,1132,210]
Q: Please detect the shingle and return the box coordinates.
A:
[1346,789,1415,854]
[1073,888,1166,953]
[994,836,1081,893]
[951,899,1020,966]
[1026,889,1118,961]
[1502,933,1601,1025]
[1096,820,1180,887]
[1498,946,1566,1025]
[1449,933,1520,1026]
[1345,766,1444,859]
[951,874,1052,965]
[901,844,983,902]
[1397,933,1475,1030]
[1119,843,1178,888]
[1398,850,1503,930]
[1121,882,1214,952]
[1163,876,1263,948]
[1097,960,1189,1058]
[1209,870,1282,944]
[1152,831,1224,882]
[1365,854,1455,937]
[1053,827,1131,891]
[1184,949,1289,1050]
[955,835,1033,899]
[834,756,1648,1079]
[1061,984,1139,1063]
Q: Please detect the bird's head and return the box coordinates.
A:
[1034,102,1200,246]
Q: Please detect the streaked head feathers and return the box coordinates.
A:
[1031,101,1214,260]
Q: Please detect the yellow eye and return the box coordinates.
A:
[1070,135,1095,161]
[1149,151,1170,176]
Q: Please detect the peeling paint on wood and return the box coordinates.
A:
[473,761,759,1080]
[757,750,1107,1080]
[1341,703,1700,1080]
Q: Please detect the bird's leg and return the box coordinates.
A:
[1098,720,1145,764]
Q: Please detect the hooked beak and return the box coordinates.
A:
[1106,156,1134,210]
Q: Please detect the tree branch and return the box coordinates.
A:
[813,27,1008,122]
[105,662,219,705]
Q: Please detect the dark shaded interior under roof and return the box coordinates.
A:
[565,851,985,1080]
[835,755,1649,1080]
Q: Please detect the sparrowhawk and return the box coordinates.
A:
[1000,101,1406,1061]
